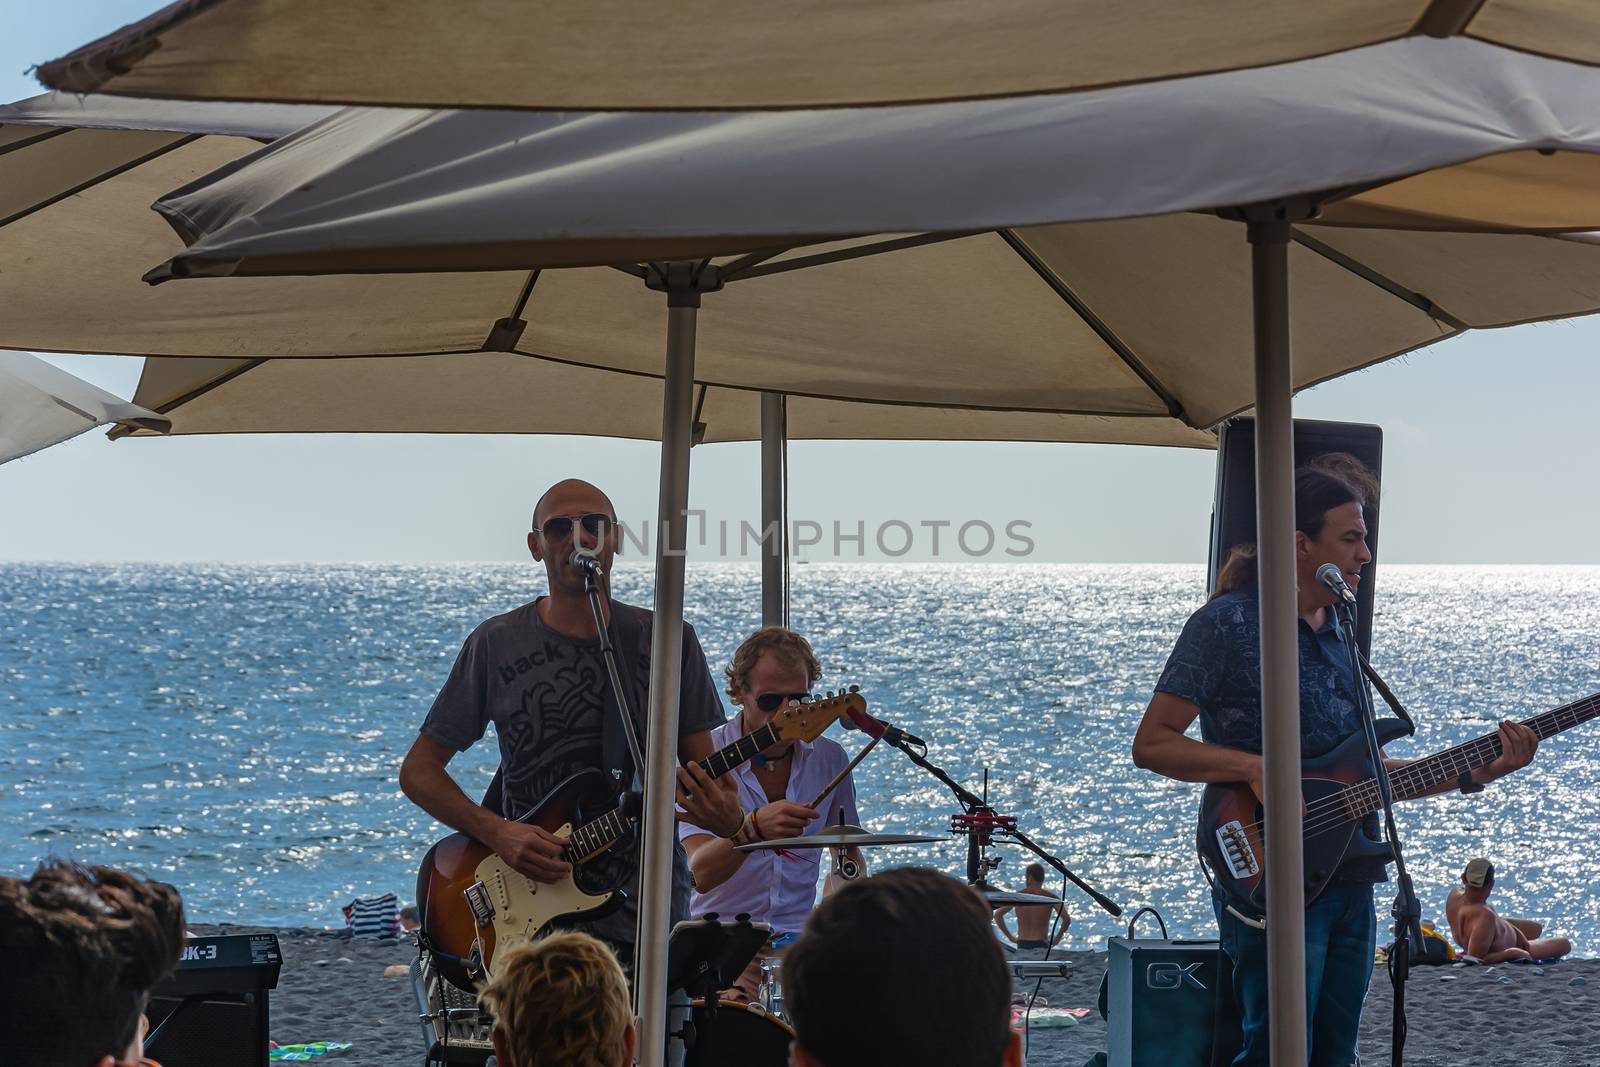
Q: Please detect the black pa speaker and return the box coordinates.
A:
[1207,418,1384,657]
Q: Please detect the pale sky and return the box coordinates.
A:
[3,5,1598,565]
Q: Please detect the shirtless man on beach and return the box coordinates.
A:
[1446,858,1572,963]
[994,863,1068,953]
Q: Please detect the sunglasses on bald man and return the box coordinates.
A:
[537,513,615,540]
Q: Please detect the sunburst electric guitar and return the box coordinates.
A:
[417,689,870,987]
[1199,689,1600,925]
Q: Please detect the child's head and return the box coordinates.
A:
[478,932,635,1067]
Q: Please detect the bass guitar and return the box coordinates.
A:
[417,688,870,987]
[1199,690,1600,925]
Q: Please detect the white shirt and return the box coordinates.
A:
[678,715,861,934]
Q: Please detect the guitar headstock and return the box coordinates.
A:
[769,687,868,743]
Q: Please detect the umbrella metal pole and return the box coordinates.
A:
[760,392,786,626]
[637,283,700,1067]
[1249,215,1307,1067]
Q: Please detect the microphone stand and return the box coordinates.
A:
[581,557,660,1020]
[881,731,1122,918]
[1331,593,1419,1067]
[582,562,646,790]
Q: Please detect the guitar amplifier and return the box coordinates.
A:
[145,933,281,1067]
[1106,938,1227,1067]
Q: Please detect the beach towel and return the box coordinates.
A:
[1012,1007,1091,1029]
[270,1042,353,1060]
[342,893,400,939]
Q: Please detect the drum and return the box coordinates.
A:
[684,999,794,1067]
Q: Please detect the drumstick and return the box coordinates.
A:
[808,732,880,810]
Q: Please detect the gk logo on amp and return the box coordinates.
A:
[1146,961,1207,990]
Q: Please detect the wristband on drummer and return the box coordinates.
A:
[751,808,765,841]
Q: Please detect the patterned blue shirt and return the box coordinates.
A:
[1156,585,1386,883]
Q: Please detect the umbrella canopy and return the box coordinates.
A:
[141,36,1600,256]
[0,352,169,465]
[33,0,1600,110]
[122,40,1600,432]
[0,92,331,228]
[0,96,1213,449]
[116,353,1214,446]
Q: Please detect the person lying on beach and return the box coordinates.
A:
[993,862,1069,954]
[1446,858,1572,963]
[784,867,1022,1067]
[0,860,186,1067]
[478,932,634,1067]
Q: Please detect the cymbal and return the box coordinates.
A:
[981,889,1063,907]
[735,824,940,852]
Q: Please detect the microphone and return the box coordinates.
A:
[841,705,927,748]
[572,550,603,577]
[883,723,927,748]
[1315,562,1356,605]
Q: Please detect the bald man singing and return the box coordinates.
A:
[400,479,729,972]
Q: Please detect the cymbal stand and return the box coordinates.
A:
[882,733,1122,917]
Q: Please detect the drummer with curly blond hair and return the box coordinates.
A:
[478,931,634,1067]
[676,626,868,1000]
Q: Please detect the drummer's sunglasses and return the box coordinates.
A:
[538,513,614,540]
[755,691,811,712]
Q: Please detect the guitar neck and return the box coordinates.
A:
[1362,691,1600,811]
[561,722,780,864]
[700,723,781,780]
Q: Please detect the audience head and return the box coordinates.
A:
[478,932,635,1067]
[0,861,185,1067]
[784,867,1020,1067]
[1025,862,1046,886]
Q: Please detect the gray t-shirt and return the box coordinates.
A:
[420,597,726,950]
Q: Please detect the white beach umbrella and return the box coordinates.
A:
[125,39,1600,1064]
[0,352,169,465]
[32,0,1600,111]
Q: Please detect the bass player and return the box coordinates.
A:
[398,478,729,970]
[1130,453,1539,1067]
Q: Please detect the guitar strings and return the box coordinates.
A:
[1223,697,1598,844]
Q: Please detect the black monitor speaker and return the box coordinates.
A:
[1207,418,1383,657]
[144,989,270,1067]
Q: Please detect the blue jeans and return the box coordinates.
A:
[1214,884,1377,1067]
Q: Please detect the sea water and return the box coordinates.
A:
[4,562,1598,950]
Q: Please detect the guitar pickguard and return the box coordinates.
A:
[471,823,619,980]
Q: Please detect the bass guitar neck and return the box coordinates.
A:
[1198,689,1600,925]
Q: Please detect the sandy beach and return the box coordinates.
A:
[187,924,1600,1067]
